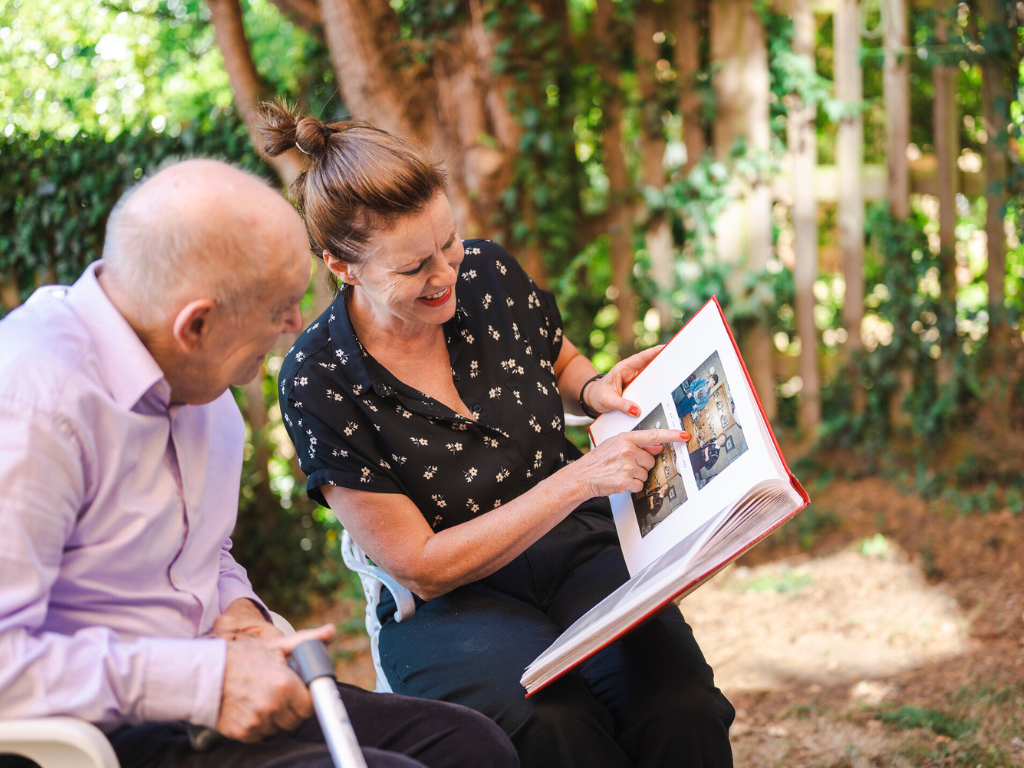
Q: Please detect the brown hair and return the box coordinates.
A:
[256,101,448,271]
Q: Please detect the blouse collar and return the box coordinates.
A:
[326,285,472,401]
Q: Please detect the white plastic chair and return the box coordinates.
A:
[0,717,119,768]
[339,530,416,693]
[0,612,295,768]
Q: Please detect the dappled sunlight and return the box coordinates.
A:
[683,540,971,694]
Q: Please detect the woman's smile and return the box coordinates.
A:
[418,285,453,308]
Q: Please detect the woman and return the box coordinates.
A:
[261,103,735,768]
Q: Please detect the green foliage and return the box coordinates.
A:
[0,120,266,311]
[818,202,960,449]
[0,0,335,140]
[4,0,1022,618]
[770,503,840,551]
[876,705,978,740]
[727,566,813,594]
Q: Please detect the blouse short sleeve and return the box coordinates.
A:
[278,239,574,531]
[278,331,404,507]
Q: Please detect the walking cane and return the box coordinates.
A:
[288,638,369,768]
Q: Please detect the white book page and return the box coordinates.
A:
[590,300,785,576]
[521,479,804,693]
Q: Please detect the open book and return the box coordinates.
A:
[521,296,809,695]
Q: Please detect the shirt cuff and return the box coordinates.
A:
[218,578,271,621]
[140,637,226,728]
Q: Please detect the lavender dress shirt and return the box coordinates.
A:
[0,262,265,729]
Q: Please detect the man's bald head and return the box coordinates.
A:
[102,159,305,325]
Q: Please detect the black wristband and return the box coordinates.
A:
[578,372,606,419]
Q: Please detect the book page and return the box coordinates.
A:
[521,478,800,693]
[590,300,786,576]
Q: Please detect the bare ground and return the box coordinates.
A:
[304,475,1024,767]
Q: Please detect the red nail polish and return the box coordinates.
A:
[680,432,689,440]
[629,406,639,417]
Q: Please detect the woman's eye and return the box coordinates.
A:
[400,264,424,276]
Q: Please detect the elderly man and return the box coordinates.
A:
[0,160,517,768]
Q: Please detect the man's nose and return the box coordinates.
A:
[283,305,304,333]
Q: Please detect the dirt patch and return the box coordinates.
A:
[307,475,1024,766]
[721,476,1024,767]
[683,546,971,692]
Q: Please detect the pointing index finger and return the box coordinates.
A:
[626,429,689,447]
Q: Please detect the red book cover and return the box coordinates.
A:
[524,296,809,696]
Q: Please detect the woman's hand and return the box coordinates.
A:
[583,345,665,419]
[570,427,688,499]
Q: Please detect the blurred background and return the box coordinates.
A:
[2,0,1022,763]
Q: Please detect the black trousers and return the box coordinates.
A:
[0,683,518,768]
[377,503,735,768]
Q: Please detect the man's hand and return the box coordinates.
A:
[217,624,336,742]
[212,598,283,641]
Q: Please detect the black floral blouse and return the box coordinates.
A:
[279,239,579,532]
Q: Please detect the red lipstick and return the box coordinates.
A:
[419,286,452,308]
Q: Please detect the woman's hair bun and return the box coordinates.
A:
[294,115,330,160]
[256,100,331,162]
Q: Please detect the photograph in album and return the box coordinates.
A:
[631,403,688,538]
[673,350,749,491]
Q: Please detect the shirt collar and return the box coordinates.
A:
[64,261,168,411]
[327,288,385,397]
[326,287,471,399]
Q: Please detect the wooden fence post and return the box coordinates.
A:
[790,0,822,433]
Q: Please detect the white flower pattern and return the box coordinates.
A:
[280,240,567,534]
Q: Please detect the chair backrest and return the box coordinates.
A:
[0,717,120,768]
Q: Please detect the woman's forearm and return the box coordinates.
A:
[401,462,593,599]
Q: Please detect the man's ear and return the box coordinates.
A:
[324,250,358,285]
[172,298,218,353]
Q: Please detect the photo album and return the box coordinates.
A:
[521,296,809,695]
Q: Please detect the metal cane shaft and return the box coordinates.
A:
[309,677,367,768]
[289,638,368,768]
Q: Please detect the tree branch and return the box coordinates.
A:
[267,0,324,40]
[206,0,304,187]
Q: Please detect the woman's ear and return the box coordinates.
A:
[324,250,358,285]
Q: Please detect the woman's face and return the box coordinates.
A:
[343,193,464,330]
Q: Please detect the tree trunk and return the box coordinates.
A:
[595,0,637,353]
[789,0,821,433]
[674,0,706,176]
[742,2,776,420]
[0,270,19,312]
[709,0,747,272]
[636,0,675,332]
[316,0,536,271]
[206,0,304,187]
[318,0,421,140]
[979,0,1009,327]
[880,0,912,426]
[882,0,910,220]
[933,0,959,383]
[266,0,323,39]
[834,0,864,359]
